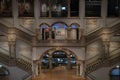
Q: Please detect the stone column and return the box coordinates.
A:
[49,54,52,69]
[33,60,39,76]
[76,60,80,76]
[103,41,110,58]
[8,41,16,59]
[102,30,110,58]
[80,61,85,77]
[101,0,107,27]
[49,27,52,40]
[67,54,71,69]
[67,27,71,40]
[8,28,16,59]
[38,63,42,75]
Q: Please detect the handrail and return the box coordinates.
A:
[87,74,96,80]
[0,46,9,55]
[110,46,120,56]
[16,28,34,43]
[22,74,32,80]
[19,25,34,35]
[86,26,103,35]
[86,54,100,64]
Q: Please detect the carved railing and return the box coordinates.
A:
[19,25,34,35]
[22,74,32,80]
[16,58,32,73]
[86,23,120,44]
[16,28,34,43]
[0,23,8,34]
[0,51,32,73]
[0,23,34,43]
[86,74,96,80]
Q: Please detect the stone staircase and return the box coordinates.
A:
[0,52,32,73]
[86,47,120,74]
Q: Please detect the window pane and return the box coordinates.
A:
[107,0,120,17]
[51,0,68,17]
[0,0,12,17]
[40,0,49,17]
[85,0,101,17]
[18,0,34,17]
[70,0,79,17]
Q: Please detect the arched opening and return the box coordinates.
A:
[70,23,80,40]
[40,23,50,40]
[52,22,67,40]
[40,48,77,69]
[109,66,120,80]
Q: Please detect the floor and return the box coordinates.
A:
[32,66,86,80]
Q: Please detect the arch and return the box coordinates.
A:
[51,22,68,40]
[70,23,80,28]
[69,23,80,40]
[39,47,78,62]
[39,23,50,28]
[51,22,68,28]
[39,23,50,40]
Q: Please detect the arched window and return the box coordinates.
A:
[40,24,50,40]
[40,0,49,17]
[52,23,67,40]
[70,24,80,40]
[110,66,120,80]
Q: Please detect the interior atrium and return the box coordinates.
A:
[0,0,120,80]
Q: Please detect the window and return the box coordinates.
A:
[39,0,80,18]
[40,0,49,17]
[18,0,34,17]
[107,0,120,17]
[70,0,79,17]
[0,0,12,17]
[85,0,101,17]
[51,0,68,17]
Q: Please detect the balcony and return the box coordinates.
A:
[36,39,85,47]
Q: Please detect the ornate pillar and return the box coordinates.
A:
[67,54,71,69]
[80,61,85,78]
[103,41,110,58]
[8,28,16,59]
[38,63,42,75]
[33,61,39,76]
[49,27,52,40]
[102,29,110,58]
[32,46,37,76]
[49,54,52,69]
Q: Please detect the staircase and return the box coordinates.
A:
[0,52,32,73]
[86,47,120,74]
[0,23,34,44]
[86,23,120,44]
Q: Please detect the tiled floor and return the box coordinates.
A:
[32,66,85,80]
